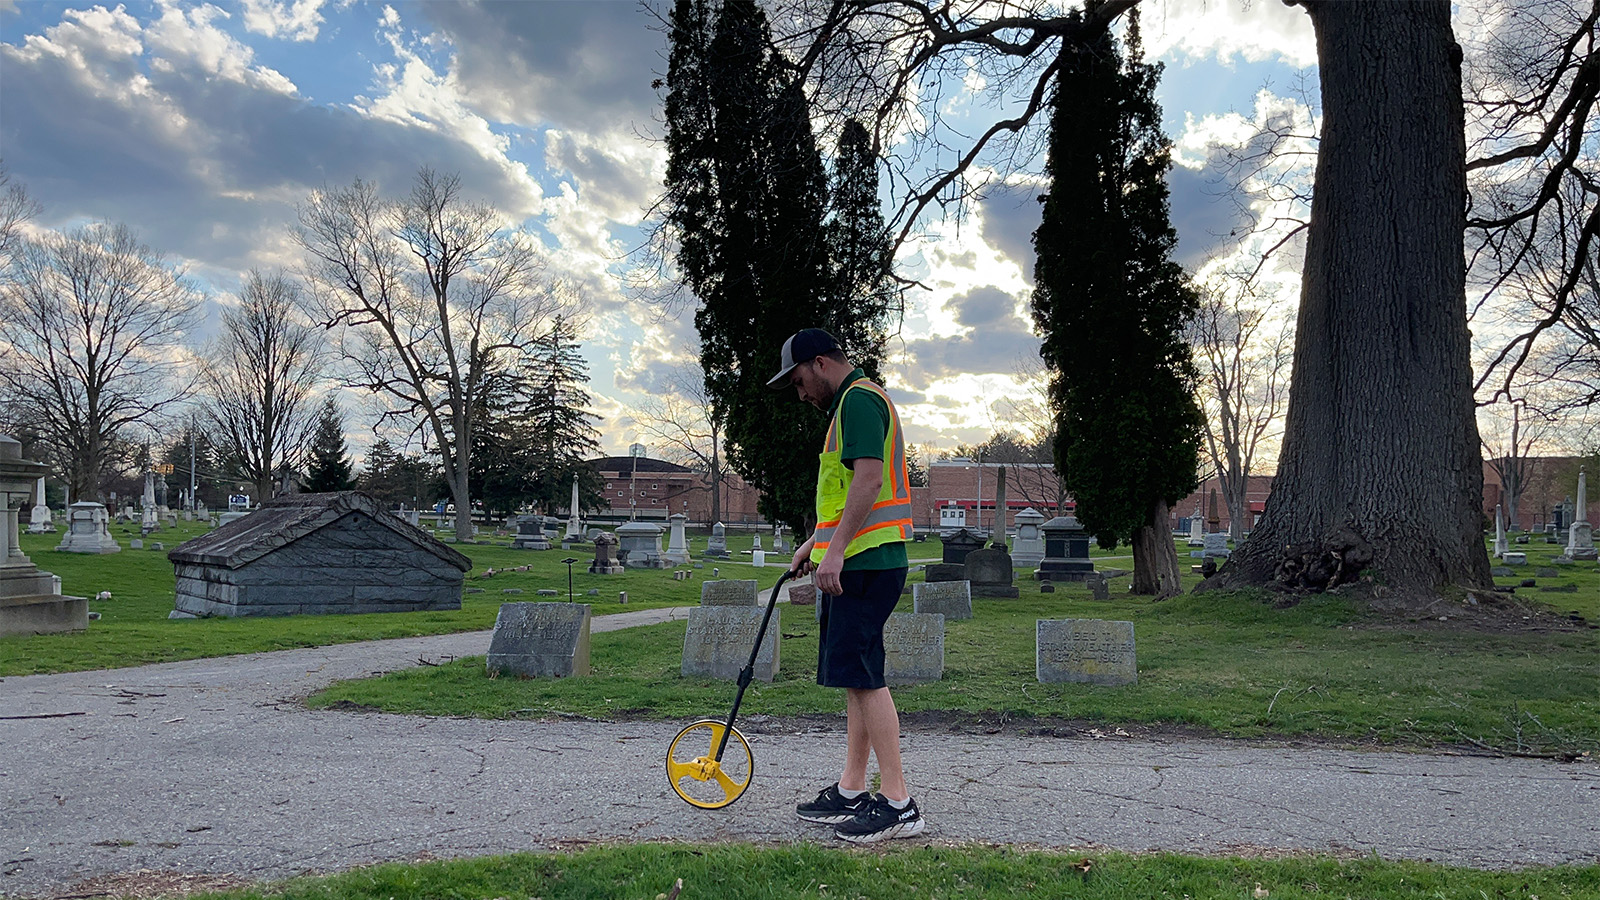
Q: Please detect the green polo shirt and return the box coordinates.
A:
[828,368,909,572]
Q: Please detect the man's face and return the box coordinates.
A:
[789,357,832,410]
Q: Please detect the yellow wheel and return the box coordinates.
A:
[666,719,754,809]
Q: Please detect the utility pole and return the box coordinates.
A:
[188,423,197,511]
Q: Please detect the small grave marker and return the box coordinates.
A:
[681,606,779,682]
[912,580,972,621]
[883,612,944,685]
[701,579,759,607]
[1037,619,1137,686]
[486,602,591,678]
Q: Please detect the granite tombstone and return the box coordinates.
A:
[486,602,591,678]
[1037,619,1137,686]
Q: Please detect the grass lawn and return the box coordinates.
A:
[176,843,1600,900]
[0,520,749,676]
[312,539,1600,756]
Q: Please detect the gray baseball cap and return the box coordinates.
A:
[766,328,840,390]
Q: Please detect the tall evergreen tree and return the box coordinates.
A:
[1031,9,1203,599]
[303,396,355,492]
[822,119,897,379]
[663,0,896,531]
[520,316,603,515]
[359,436,403,503]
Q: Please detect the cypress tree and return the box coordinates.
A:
[1031,8,1203,598]
[303,396,355,493]
[664,0,896,532]
[822,119,896,379]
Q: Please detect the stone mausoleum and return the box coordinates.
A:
[168,491,469,617]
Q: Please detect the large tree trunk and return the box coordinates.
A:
[1218,1,1493,599]
[1131,498,1181,599]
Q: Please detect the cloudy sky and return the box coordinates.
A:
[0,0,1319,459]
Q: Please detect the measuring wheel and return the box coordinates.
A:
[666,718,754,809]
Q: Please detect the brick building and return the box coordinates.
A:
[1482,456,1596,531]
[912,459,1070,534]
[590,455,765,526]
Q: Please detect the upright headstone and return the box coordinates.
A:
[912,580,972,620]
[664,513,691,565]
[883,612,945,685]
[28,477,54,533]
[1011,508,1046,569]
[1566,468,1596,561]
[1188,502,1205,546]
[1087,572,1112,601]
[1202,532,1231,560]
[588,531,625,574]
[704,522,730,559]
[1493,503,1508,559]
[486,602,591,678]
[752,533,763,551]
[1035,515,1094,582]
[772,523,787,554]
[512,514,551,550]
[965,547,1018,598]
[1037,619,1138,686]
[1206,488,1221,532]
[681,605,779,682]
[56,502,120,554]
[700,579,759,607]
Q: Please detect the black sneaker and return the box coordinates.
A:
[796,783,872,825]
[833,795,926,843]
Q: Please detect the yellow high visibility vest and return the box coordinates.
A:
[810,379,914,561]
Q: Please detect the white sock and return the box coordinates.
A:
[837,785,866,799]
[885,795,911,810]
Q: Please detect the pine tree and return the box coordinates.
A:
[519,316,602,515]
[303,396,355,492]
[359,437,401,504]
[1031,9,1204,598]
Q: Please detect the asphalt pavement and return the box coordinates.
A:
[2,605,1596,898]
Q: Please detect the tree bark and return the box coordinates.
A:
[1219,1,1494,598]
[1131,497,1181,599]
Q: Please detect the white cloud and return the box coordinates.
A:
[1138,0,1317,68]
[241,0,326,41]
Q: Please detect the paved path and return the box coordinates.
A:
[2,607,1596,898]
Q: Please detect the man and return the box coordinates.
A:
[768,327,923,843]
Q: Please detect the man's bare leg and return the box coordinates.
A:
[842,686,906,801]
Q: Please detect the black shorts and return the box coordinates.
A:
[817,567,907,689]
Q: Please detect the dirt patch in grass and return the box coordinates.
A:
[53,869,254,899]
[1300,581,1597,635]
